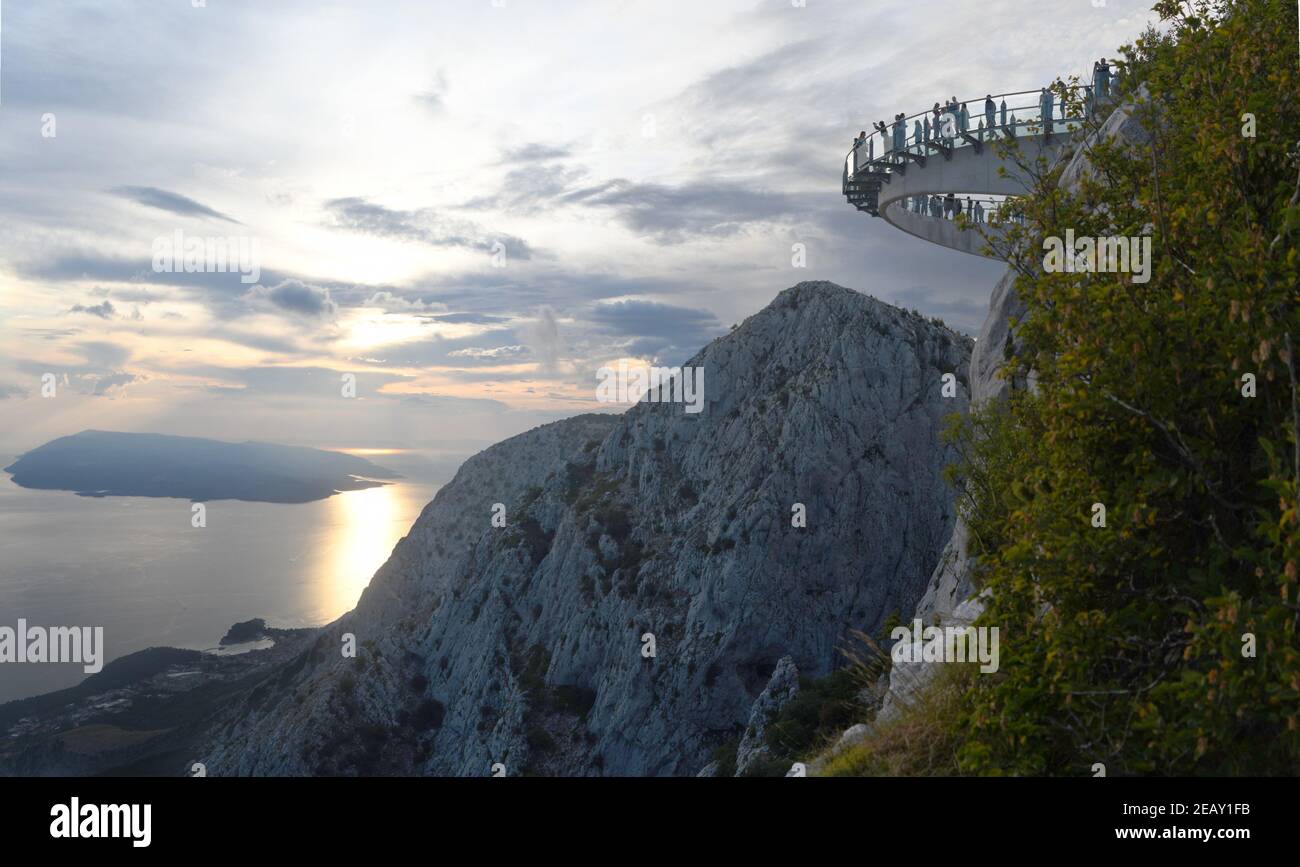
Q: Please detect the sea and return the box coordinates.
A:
[0,469,438,704]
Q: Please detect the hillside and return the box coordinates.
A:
[195,281,971,776]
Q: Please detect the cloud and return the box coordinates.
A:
[68,300,117,319]
[173,365,411,397]
[585,299,725,365]
[77,341,133,369]
[587,299,722,340]
[323,197,535,259]
[416,69,449,111]
[0,0,1152,454]
[19,369,147,397]
[464,163,590,216]
[521,307,561,374]
[93,287,165,304]
[15,250,293,304]
[472,163,810,243]
[256,280,338,318]
[507,143,572,162]
[364,291,448,313]
[563,179,805,243]
[90,372,141,396]
[429,312,508,325]
[0,384,30,400]
[110,186,239,223]
[447,345,529,359]
[886,285,991,335]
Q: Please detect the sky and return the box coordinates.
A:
[0,0,1160,477]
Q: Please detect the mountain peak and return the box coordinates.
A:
[199,278,974,777]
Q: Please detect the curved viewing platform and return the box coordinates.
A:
[843,67,1119,258]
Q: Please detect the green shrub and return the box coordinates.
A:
[711,739,739,776]
[943,0,1300,775]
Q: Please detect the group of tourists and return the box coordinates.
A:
[852,94,1011,162]
[851,58,1117,163]
[860,113,911,161]
[905,195,1029,226]
[906,194,985,223]
[850,59,1119,226]
[1087,57,1114,115]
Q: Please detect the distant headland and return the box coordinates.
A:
[3,430,399,504]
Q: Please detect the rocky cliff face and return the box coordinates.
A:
[200,281,971,776]
[911,266,1024,625]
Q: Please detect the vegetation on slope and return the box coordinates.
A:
[844,0,1300,775]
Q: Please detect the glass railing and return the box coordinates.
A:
[843,68,1121,181]
[890,194,1024,226]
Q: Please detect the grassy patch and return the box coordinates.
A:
[819,665,970,777]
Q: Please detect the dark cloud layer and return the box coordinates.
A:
[324,197,535,260]
[68,301,117,319]
[263,280,337,318]
[111,186,239,223]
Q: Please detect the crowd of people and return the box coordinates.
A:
[849,59,1116,225]
[850,58,1116,163]
[905,194,985,223]
[851,95,1010,163]
[900,194,1030,225]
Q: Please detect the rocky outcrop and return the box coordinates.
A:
[734,655,799,776]
[913,266,1024,624]
[1058,84,1152,191]
[875,593,986,724]
[198,281,971,777]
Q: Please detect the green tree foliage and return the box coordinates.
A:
[949,0,1300,774]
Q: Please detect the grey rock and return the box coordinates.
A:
[806,721,873,776]
[199,281,972,777]
[877,592,986,725]
[834,722,871,752]
[734,655,799,776]
[1059,85,1152,192]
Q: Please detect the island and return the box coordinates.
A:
[3,430,399,504]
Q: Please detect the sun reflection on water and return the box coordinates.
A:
[312,483,428,619]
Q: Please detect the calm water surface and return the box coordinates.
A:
[0,472,437,703]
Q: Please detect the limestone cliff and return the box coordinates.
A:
[199,281,971,776]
